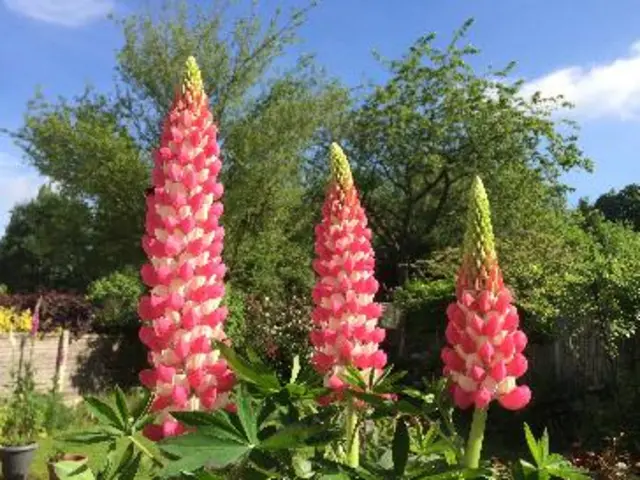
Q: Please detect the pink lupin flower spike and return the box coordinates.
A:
[311,143,389,468]
[442,177,531,412]
[137,57,234,441]
[442,176,531,468]
[310,143,387,401]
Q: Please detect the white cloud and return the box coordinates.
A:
[521,41,640,121]
[0,152,45,233]
[3,0,114,27]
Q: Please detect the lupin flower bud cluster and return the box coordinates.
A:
[441,177,531,411]
[310,143,387,401]
[137,57,234,441]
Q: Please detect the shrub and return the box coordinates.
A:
[391,279,455,379]
[87,268,144,331]
[1,343,40,446]
[242,294,313,375]
[393,278,454,328]
[0,306,32,333]
[0,292,94,334]
[223,283,247,347]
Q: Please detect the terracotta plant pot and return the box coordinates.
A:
[0,443,38,480]
[47,453,89,480]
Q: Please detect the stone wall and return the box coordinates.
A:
[0,331,146,403]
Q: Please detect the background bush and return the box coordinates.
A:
[391,279,455,379]
[240,294,313,376]
[223,284,247,348]
[86,268,144,331]
[0,306,32,333]
[0,292,94,335]
[392,278,454,329]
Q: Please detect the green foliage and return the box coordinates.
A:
[222,284,246,347]
[86,268,144,330]
[160,352,338,478]
[393,279,454,327]
[4,92,148,282]
[594,183,640,231]
[52,457,96,480]
[158,350,503,479]
[565,211,640,351]
[503,209,640,351]
[0,388,74,442]
[0,186,95,293]
[329,19,589,287]
[0,292,96,334]
[1,339,40,445]
[41,389,76,436]
[513,424,590,480]
[62,387,160,479]
[392,279,454,376]
[3,0,348,299]
[239,294,314,376]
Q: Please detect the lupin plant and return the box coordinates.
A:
[137,56,235,441]
[442,176,531,468]
[310,143,387,468]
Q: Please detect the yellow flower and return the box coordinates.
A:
[0,306,32,333]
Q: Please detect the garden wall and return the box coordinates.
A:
[0,331,146,403]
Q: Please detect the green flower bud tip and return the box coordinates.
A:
[329,142,353,190]
[182,56,204,95]
[462,176,497,276]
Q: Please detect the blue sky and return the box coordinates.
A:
[2,0,640,233]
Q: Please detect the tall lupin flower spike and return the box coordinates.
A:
[310,143,387,467]
[137,56,234,441]
[442,176,531,467]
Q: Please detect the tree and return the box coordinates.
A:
[5,0,348,296]
[562,210,640,353]
[0,186,94,292]
[593,183,640,231]
[327,19,590,288]
[10,90,149,276]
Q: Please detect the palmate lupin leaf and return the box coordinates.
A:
[392,417,410,477]
[61,390,162,478]
[53,461,95,480]
[513,424,590,480]
[216,342,280,391]
[82,396,125,430]
[114,386,130,426]
[161,382,340,477]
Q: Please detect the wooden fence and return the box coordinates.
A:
[0,307,637,405]
[381,303,640,401]
[0,331,146,403]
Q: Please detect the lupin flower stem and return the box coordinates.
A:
[345,400,360,468]
[463,407,487,468]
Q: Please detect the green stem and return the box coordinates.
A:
[345,400,360,469]
[129,435,163,467]
[463,407,488,469]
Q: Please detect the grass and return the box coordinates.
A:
[30,435,112,479]
[29,434,159,479]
